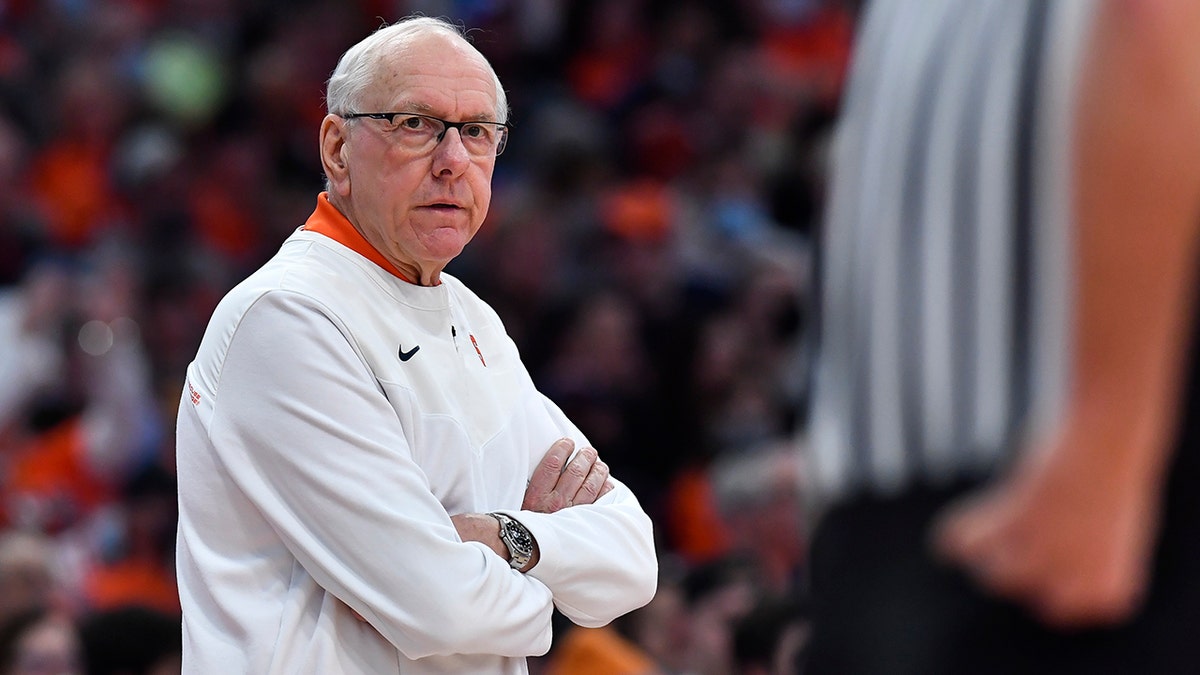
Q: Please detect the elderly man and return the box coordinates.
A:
[175,17,657,674]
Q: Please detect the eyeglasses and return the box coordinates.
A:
[341,111,510,157]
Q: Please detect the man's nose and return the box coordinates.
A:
[431,127,471,173]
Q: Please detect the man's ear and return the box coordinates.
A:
[320,114,351,196]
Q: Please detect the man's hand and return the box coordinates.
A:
[352,441,615,618]
[450,512,509,561]
[443,439,613,574]
[523,438,614,513]
[451,512,540,572]
[932,432,1163,628]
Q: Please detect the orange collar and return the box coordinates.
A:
[302,193,415,283]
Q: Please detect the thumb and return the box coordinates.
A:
[929,490,1005,565]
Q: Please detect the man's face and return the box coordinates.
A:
[324,33,499,284]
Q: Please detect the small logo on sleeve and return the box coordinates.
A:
[188,380,202,405]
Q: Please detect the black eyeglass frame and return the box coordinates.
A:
[340,112,511,156]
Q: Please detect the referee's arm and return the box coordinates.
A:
[935,0,1200,629]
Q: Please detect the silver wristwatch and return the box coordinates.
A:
[489,512,534,570]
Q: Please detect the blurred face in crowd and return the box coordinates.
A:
[6,613,82,675]
[321,32,500,286]
[0,534,54,626]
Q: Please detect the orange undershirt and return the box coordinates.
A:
[301,192,417,284]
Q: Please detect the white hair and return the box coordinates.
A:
[325,16,509,123]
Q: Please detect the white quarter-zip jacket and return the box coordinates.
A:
[176,194,658,674]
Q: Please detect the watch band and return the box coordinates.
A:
[489,512,534,570]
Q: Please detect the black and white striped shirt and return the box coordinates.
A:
[809,0,1097,501]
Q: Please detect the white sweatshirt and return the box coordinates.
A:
[176,194,658,674]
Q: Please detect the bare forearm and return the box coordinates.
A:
[1069,0,1200,489]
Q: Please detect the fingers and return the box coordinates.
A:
[931,493,1005,567]
[571,455,610,507]
[932,491,1139,628]
[1036,571,1143,627]
[933,494,1036,596]
[526,438,575,499]
[552,447,612,508]
[522,440,614,512]
[599,479,615,498]
[556,446,596,504]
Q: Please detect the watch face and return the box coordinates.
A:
[491,513,534,568]
[506,520,534,556]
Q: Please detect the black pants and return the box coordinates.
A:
[804,470,1200,675]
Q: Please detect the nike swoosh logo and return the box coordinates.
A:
[398,344,420,361]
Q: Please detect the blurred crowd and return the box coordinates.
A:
[0,0,857,673]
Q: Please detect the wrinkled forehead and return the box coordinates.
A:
[367,33,499,117]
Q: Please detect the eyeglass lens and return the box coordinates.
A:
[377,114,507,156]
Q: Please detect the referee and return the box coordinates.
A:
[805,1,1200,673]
